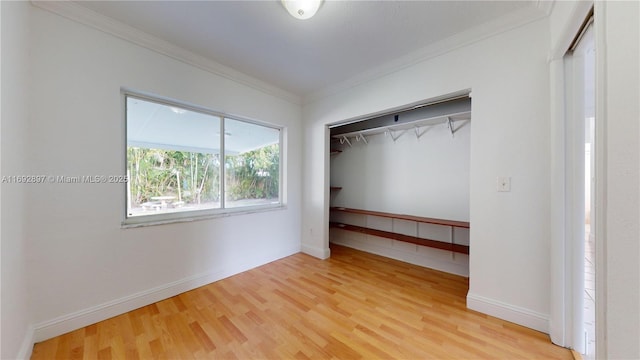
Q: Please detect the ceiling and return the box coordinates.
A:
[74,1,548,99]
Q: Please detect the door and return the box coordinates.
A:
[564,20,595,357]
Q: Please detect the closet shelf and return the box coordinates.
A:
[329,222,469,255]
[331,111,471,141]
[330,207,469,228]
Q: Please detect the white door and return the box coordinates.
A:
[564,21,595,357]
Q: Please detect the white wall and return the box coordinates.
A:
[23,4,302,344]
[303,18,552,332]
[1,1,34,358]
[599,1,640,358]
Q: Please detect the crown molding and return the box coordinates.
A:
[304,4,550,105]
[30,1,302,106]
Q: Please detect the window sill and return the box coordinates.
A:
[121,203,286,228]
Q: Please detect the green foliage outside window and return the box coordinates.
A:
[226,144,280,201]
[127,148,220,207]
[127,144,279,208]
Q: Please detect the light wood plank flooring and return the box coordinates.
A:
[32,245,571,359]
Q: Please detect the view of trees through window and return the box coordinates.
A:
[225,143,280,206]
[127,143,279,215]
[127,148,221,212]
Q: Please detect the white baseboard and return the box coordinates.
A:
[301,243,330,259]
[32,250,297,343]
[467,292,549,333]
[16,325,35,360]
[33,269,225,342]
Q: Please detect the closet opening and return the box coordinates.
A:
[327,95,472,277]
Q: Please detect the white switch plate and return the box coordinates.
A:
[497,176,511,192]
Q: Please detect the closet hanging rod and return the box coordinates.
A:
[331,111,470,140]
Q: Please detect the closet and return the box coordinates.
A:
[328,96,471,276]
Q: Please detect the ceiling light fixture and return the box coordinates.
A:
[281,0,323,20]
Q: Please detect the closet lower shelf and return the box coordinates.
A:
[329,222,469,255]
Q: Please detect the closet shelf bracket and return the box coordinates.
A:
[414,126,427,139]
[447,117,455,138]
[386,128,405,142]
[339,135,352,147]
[355,133,368,144]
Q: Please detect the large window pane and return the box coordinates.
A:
[224,118,280,208]
[126,96,221,217]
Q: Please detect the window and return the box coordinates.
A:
[224,118,281,208]
[124,93,282,225]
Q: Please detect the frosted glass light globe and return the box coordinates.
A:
[282,0,323,20]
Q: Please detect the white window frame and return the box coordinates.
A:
[122,90,284,227]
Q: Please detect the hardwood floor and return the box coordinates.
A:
[32,245,571,359]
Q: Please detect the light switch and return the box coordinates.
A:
[497,176,511,192]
